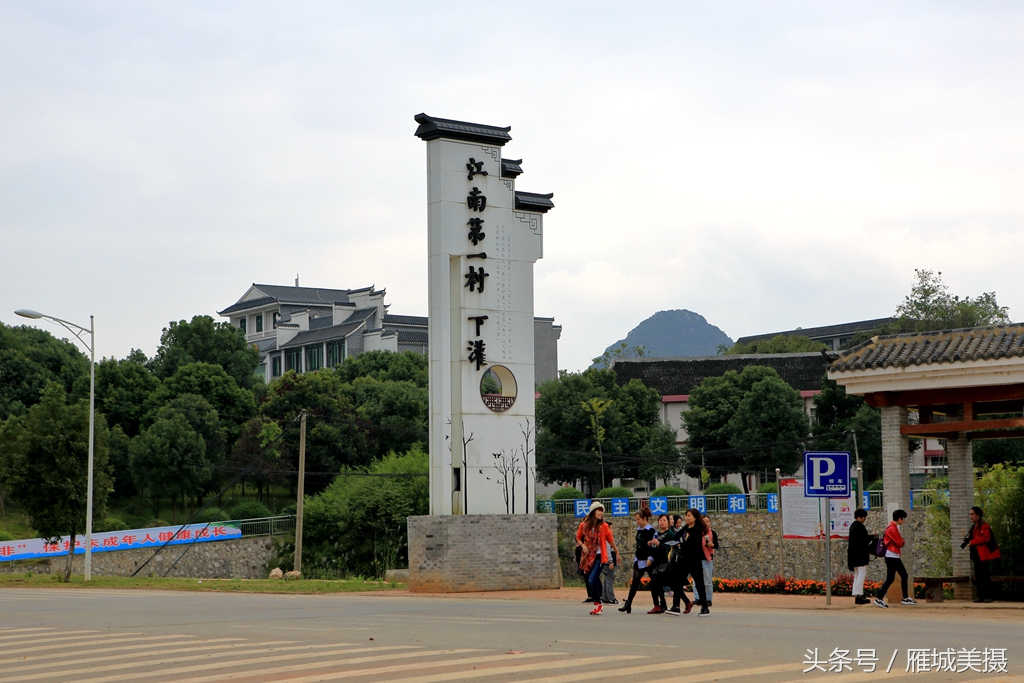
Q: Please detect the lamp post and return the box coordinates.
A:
[15,309,96,581]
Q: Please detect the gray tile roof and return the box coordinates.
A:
[612,354,829,396]
[413,113,512,146]
[736,318,896,345]
[218,296,277,316]
[218,284,365,316]
[501,158,523,179]
[278,319,366,349]
[828,324,1024,373]
[397,330,428,344]
[514,191,555,214]
[383,314,428,326]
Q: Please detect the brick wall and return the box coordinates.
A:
[407,515,561,592]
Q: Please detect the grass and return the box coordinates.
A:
[0,573,406,594]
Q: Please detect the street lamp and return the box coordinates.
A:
[15,308,96,581]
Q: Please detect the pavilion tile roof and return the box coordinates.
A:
[828,323,1024,373]
[612,353,829,396]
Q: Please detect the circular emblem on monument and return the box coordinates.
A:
[480,365,517,412]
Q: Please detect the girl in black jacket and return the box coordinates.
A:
[847,508,871,605]
[618,507,657,614]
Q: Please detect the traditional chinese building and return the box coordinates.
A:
[218,282,561,385]
[736,317,896,352]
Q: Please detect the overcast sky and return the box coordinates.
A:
[2,2,1022,372]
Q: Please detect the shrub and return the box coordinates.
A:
[757,482,780,494]
[0,530,14,542]
[229,501,272,520]
[92,517,129,533]
[596,486,633,498]
[650,485,688,497]
[145,519,170,528]
[704,483,742,495]
[924,475,949,489]
[550,487,585,501]
[868,479,884,491]
[193,508,230,524]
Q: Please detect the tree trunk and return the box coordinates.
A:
[741,475,750,495]
[62,531,76,582]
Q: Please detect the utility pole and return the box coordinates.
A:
[775,467,784,578]
[294,411,307,575]
[851,430,865,509]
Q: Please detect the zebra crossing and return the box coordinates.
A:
[0,626,1018,683]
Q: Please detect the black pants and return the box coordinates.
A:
[625,565,660,607]
[974,558,993,601]
[673,561,707,609]
[878,557,908,600]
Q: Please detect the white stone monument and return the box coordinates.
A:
[414,113,554,516]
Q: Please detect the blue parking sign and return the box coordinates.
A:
[767,493,779,513]
[611,497,630,517]
[803,451,851,497]
[649,496,668,515]
[862,492,870,510]
[728,494,747,514]
[574,499,591,518]
[688,495,706,514]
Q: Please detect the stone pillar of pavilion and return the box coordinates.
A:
[945,419,974,599]
[880,405,915,602]
[828,323,1024,602]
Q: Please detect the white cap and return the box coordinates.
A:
[588,501,604,514]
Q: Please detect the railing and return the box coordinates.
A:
[233,515,296,537]
[545,490,900,516]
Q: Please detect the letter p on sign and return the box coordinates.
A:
[803,451,850,498]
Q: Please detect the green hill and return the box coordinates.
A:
[599,310,733,362]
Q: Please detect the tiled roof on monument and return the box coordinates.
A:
[413,113,512,146]
[828,323,1024,373]
[612,353,829,396]
[514,191,555,213]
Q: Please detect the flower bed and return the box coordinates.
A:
[698,575,933,599]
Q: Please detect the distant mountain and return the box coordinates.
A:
[598,310,733,362]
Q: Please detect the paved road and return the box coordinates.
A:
[0,588,1021,682]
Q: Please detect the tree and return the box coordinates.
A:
[95,349,159,438]
[811,376,883,480]
[339,376,427,460]
[130,412,210,523]
[536,368,679,491]
[723,334,827,355]
[682,366,808,491]
[301,447,429,578]
[896,269,1009,332]
[729,375,810,483]
[0,322,89,420]
[0,382,112,580]
[147,362,256,442]
[335,350,428,387]
[148,316,261,389]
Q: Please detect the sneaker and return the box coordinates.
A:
[698,608,710,617]
[665,606,681,616]
[583,598,594,603]
[706,601,712,608]
[855,596,868,605]
[901,598,917,605]
[873,598,888,609]
[602,598,619,604]
[647,606,663,614]
[590,603,603,615]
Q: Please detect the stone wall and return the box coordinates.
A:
[408,514,560,592]
[557,511,931,586]
[0,537,277,579]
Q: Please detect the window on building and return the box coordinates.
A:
[271,355,282,377]
[327,340,345,367]
[285,349,302,373]
[272,311,280,329]
[305,345,323,372]
[239,318,247,334]
[256,314,263,333]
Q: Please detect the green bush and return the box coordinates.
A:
[92,517,129,533]
[757,482,780,494]
[868,479,884,491]
[924,476,949,489]
[704,483,742,495]
[0,530,14,542]
[229,501,272,520]
[193,508,230,524]
[596,486,633,498]
[302,446,428,579]
[650,485,688,497]
[550,487,585,501]
[145,519,170,528]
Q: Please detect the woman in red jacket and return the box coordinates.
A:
[964,506,1001,603]
[576,501,614,615]
[874,509,917,608]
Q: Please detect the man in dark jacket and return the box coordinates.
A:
[962,506,1001,603]
[848,508,871,605]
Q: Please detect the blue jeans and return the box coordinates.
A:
[586,560,605,603]
[691,559,713,602]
